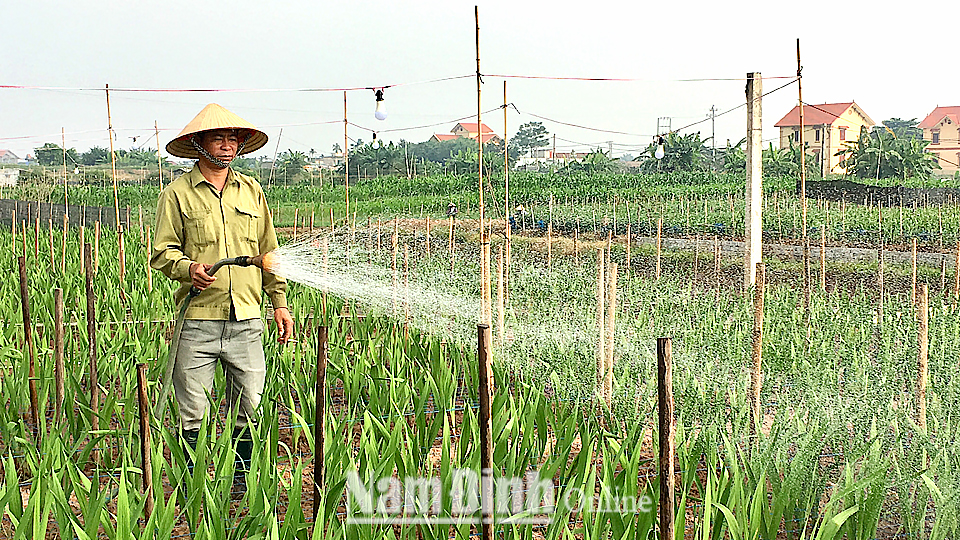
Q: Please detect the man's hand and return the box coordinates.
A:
[189,262,216,291]
[273,307,294,344]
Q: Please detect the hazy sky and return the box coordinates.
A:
[1,0,956,161]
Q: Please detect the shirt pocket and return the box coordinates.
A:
[182,207,215,247]
[235,206,262,247]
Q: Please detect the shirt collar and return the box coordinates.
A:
[188,164,239,188]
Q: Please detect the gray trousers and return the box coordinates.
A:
[174,318,266,432]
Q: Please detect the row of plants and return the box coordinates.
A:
[0,216,957,538]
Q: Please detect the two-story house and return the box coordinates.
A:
[0,150,19,164]
[774,102,875,176]
[430,123,502,145]
[919,106,960,174]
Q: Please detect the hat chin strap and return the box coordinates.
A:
[191,136,245,169]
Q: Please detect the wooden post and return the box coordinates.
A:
[820,226,827,291]
[605,263,617,408]
[625,223,632,274]
[475,6,485,234]
[18,256,41,441]
[745,71,763,288]
[105,84,120,228]
[714,235,721,300]
[657,337,675,540]
[313,326,328,524]
[596,249,606,395]
[917,284,929,432]
[53,288,65,419]
[425,216,431,257]
[750,263,765,438]
[911,238,918,306]
[655,217,662,280]
[547,194,553,272]
[84,243,99,461]
[476,323,495,540]
[496,246,504,347]
[954,241,960,304]
[343,91,349,221]
[136,363,154,519]
[146,225,153,293]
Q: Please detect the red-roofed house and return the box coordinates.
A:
[775,102,875,175]
[0,150,19,164]
[919,106,960,174]
[429,123,502,145]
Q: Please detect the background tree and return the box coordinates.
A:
[509,121,550,157]
[837,125,940,180]
[638,132,709,173]
[877,118,922,141]
[81,146,111,166]
[331,143,342,156]
[34,143,79,167]
[276,150,308,183]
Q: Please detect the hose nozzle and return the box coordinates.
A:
[188,252,278,297]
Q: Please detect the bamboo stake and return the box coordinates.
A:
[477,323,495,540]
[917,284,929,432]
[656,217,663,280]
[425,216,431,257]
[293,208,299,241]
[750,262,765,439]
[146,225,153,293]
[605,263,617,408]
[94,221,101,272]
[449,214,455,278]
[136,363,154,519]
[596,249,606,396]
[404,244,410,337]
[496,245,505,348]
[392,221,399,317]
[61,214,68,274]
[692,234,700,280]
[155,121,163,190]
[85,243,99,462]
[625,223,631,274]
[330,208,335,235]
[482,234,492,326]
[911,238,918,306]
[10,210,15,258]
[714,235,721,300]
[941,256,946,294]
[34,216,39,258]
[797,42,811,318]
[503,81,511,295]
[954,241,960,304]
[53,288,65,419]
[19,256,40,442]
[820,226,826,291]
[105,84,120,228]
[49,219,55,270]
[313,326,328,524]
[547,194,553,271]
[343,92,349,221]
[79,225,85,275]
[657,337,675,540]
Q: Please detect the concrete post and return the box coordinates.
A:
[744,72,763,287]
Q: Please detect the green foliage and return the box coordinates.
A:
[877,117,922,140]
[81,146,111,166]
[837,125,940,179]
[639,132,709,173]
[33,143,79,167]
[509,121,550,157]
[557,148,617,175]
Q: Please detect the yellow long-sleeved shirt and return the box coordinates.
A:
[150,165,287,320]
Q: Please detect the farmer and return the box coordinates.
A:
[151,103,294,487]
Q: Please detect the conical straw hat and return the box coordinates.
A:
[165,103,268,159]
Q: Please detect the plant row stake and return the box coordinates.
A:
[84,243,99,463]
[53,288,65,419]
[476,323,494,540]
[917,284,929,432]
[18,256,41,443]
[136,362,153,519]
[313,326,328,528]
[657,337,675,540]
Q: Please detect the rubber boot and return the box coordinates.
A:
[181,429,199,470]
[232,427,253,499]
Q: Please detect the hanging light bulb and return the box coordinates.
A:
[654,136,665,160]
[374,89,387,121]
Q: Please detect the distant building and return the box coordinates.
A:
[774,102,875,175]
[919,106,960,174]
[430,122,502,145]
[0,150,19,164]
[0,168,20,186]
